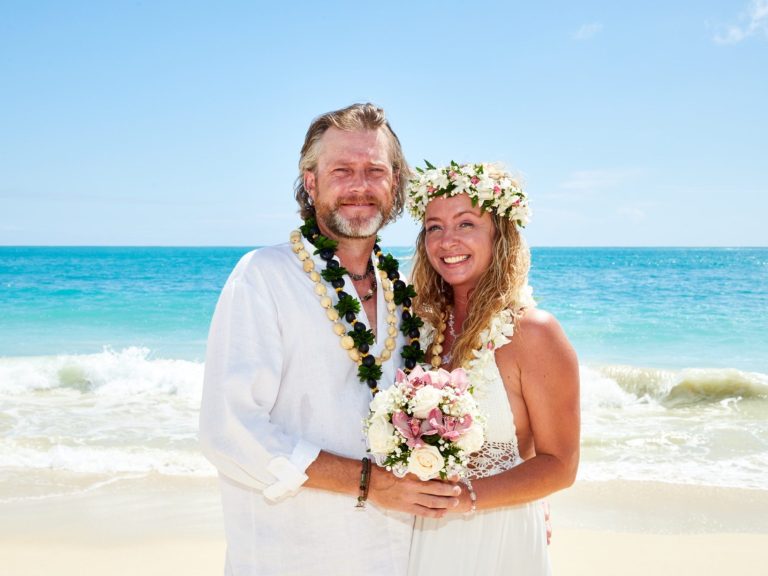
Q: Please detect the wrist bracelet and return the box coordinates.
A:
[460,477,477,515]
[355,457,371,509]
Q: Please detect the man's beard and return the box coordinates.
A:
[316,197,389,239]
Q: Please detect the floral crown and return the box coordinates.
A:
[406,161,531,227]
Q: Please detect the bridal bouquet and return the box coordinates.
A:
[364,366,485,481]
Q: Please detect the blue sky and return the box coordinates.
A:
[1,1,766,247]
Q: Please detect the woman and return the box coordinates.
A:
[406,162,580,575]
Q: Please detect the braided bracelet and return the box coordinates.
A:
[355,457,371,509]
[460,477,477,515]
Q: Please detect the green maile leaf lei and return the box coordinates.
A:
[300,217,425,394]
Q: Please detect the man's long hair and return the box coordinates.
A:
[293,103,411,222]
[411,214,531,368]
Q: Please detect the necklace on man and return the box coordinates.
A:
[358,276,377,302]
[347,259,374,281]
[291,217,425,395]
[350,259,377,302]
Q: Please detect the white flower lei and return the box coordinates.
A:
[407,161,531,227]
[419,286,536,398]
[465,309,516,399]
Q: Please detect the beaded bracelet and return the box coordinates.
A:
[355,457,371,509]
[460,477,477,515]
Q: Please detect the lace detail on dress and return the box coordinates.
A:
[467,440,521,479]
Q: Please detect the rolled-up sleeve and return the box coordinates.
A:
[199,252,320,501]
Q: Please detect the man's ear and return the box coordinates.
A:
[304,171,316,202]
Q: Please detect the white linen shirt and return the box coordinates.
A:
[199,239,413,576]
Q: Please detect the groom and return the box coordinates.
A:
[199,103,460,576]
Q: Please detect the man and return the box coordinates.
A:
[199,103,460,576]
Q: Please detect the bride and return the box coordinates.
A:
[405,162,580,575]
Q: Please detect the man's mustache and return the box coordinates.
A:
[333,194,382,207]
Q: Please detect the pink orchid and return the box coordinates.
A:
[392,411,431,448]
[410,365,426,379]
[449,367,470,393]
[405,365,428,391]
[423,368,451,389]
[424,408,473,441]
[397,365,427,392]
[493,185,501,195]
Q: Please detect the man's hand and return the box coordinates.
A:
[367,466,461,517]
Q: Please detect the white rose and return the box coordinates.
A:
[366,417,398,456]
[410,386,443,419]
[369,389,394,418]
[455,423,485,455]
[407,445,444,481]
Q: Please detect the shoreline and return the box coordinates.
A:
[1,475,766,575]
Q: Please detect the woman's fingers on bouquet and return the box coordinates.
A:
[412,479,460,515]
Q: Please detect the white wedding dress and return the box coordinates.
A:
[408,313,551,576]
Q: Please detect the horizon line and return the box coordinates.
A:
[2,244,766,250]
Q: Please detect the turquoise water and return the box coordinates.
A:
[530,247,768,372]
[2,246,766,371]
[1,246,767,493]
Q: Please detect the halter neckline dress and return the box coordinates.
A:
[407,309,551,576]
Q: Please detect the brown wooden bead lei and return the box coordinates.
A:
[429,308,449,368]
[291,224,424,395]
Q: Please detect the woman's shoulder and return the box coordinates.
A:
[517,307,559,333]
[500,307,575,362]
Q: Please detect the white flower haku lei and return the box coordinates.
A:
[406,160,531,227]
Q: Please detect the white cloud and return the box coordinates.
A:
[560,169,640,192]
[572,22,602,41]
[714,0,768,44]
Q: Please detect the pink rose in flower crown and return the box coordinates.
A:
[364,366,485,480]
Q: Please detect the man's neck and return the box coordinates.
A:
[317,224,377,275]
[335,240,376,275]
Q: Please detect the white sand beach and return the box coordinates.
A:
[2,475,766,576]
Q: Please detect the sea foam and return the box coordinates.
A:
[0,347,203,398]
[1,350,766,491]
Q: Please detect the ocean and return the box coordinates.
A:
[1,246,767,502]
